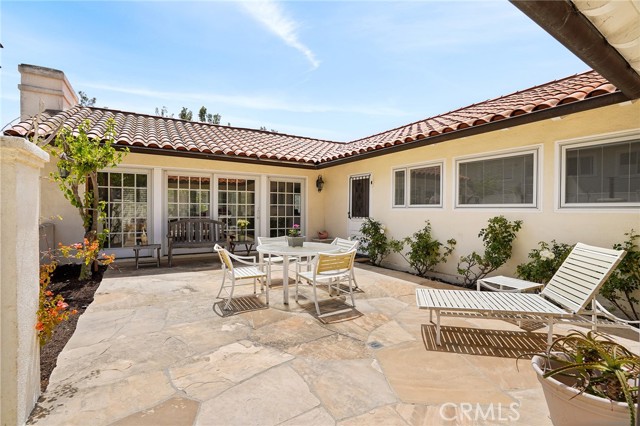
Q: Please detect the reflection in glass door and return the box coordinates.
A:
[167,175,211,219]
[217,177,256,240]
[269,180,302,237]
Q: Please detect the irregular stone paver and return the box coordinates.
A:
[196,365,319,426]
[36,259,640,425]
[292,358,397,420]
[170,340,293,400]
[110,396,199,426]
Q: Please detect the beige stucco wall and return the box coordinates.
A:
[1,136,49,426]
[40,100,639,279]
[322,100,640,281]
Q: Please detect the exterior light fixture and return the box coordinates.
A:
[58,152,71,178]
[316,175,324,192]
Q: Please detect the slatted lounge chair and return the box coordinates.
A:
[416,243,626,346]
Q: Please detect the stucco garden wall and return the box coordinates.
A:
[1,136,49,426]
[321,100,640,281]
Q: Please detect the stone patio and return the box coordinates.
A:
[28,256,640,425]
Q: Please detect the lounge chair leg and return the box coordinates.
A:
[435,310,442,346]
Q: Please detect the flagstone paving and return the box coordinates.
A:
[29,258,640,425]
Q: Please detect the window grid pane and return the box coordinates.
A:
[394,170,405,206]
[409,165,441,206]
[217,177,257,240]
[269,179,302,237]
[167,175,211,221]
[98,171,149,248]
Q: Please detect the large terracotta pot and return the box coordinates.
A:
[531,355,630,426]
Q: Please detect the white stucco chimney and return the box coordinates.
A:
[18,64,78,120]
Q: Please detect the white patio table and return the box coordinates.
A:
[257,241,340,304]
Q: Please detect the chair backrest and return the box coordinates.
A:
[214,244,233,271]
[541,242,626,313]
[315,249,356,275]
[257,236,287,245]
[331,237,359,252]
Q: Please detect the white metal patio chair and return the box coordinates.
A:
[215,244,268,311]
[331,237,360,289]
[295,249,357,317]
[416,243,626,346]
[256,236,298,289]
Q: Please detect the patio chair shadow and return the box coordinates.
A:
[212,296,268,317]
[294,294,363,323]
[420,324,548,358]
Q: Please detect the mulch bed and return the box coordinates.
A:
[40,264,104,391]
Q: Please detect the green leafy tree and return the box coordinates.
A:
[457,216,523,287]
[199,106,207,122]
[78,91,96,107]
[48,118,127,280]
[155,106,172,117]
[399,221,456,277]
[179,107,193,121]
[600,230,640,321]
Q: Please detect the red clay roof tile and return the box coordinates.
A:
[4,70,619,165]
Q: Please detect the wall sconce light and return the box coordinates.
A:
[316,175,325,192]
[57,152,71,179]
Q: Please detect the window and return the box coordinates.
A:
[217,177,256,239]
[561,136,640,207]
[269,180,302,237]
[98,171,149,248]
[393,163,442,207]
[456,150,537,207]
[167,175,210,219]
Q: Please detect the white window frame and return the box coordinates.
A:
[392,161,444,208]
[558,129,640,209]
[454,147,540,209]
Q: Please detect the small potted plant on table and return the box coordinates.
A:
[236,219,250,239]
[524,330,640,426]
[287,224,304,247]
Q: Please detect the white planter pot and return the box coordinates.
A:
[531,355,631,426]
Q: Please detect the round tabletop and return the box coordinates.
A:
[256,241,339,256]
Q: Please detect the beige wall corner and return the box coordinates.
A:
[0,136,49,426]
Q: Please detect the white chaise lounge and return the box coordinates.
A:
[416,243,626,346]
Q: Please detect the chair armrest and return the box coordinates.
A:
[227,252,258,266]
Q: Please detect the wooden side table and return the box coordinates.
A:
[132,244,161,269]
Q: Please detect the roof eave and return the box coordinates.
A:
[510,0,640,99]
[317,91,630,168]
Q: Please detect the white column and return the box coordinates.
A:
[0,136,49,426]
[152,168,163,252]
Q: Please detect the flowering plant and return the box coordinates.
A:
[288,223,301,237]
[58,238,115,281]
[37,261,77,345]
[236,219,250,229]
[516,240,573,284]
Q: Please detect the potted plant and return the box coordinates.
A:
[287,224,304,247]
[522,330,640,426]
[236,219,250,239]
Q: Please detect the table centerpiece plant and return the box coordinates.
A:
[287,224,304,247]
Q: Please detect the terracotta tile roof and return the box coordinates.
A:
[4,70,619,166]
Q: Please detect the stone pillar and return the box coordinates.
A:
[0,136,49,426]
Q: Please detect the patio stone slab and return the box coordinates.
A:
[367,319,415,348]
[110,396,200,426]
[291,358,397,420]
[338,404,406,425]
[251,315,334,350]
[286,333,370,360]
[169,340,294,400]
[196,364,319,426]
[280,407,336,425]
[376,341,515,405]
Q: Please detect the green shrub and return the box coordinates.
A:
[600,230,640,321]
[516,240,573,284]
[400,221,456,277]
[358,218,403,266]
[457,216,523,287]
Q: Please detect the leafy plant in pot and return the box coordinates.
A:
[521,330,640,426]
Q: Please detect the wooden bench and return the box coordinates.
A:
[167,219,227,267]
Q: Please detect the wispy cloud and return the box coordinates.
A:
[80,81,405,117]
[239,1,320,70]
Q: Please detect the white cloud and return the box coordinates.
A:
[239,1,320,70]
[80,81,405,117]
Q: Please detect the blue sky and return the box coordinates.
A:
[1,1,589,141]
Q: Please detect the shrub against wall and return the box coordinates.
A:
[399,221,456,277]
[358,218,403,266]
[457,216,523,287]
[600,230,640,321]
[516,240,573,284]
